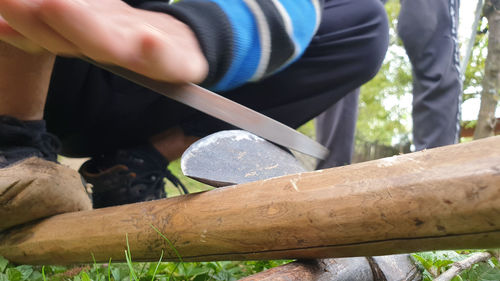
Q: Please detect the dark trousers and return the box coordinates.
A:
[314,0,461,169]
[399,0,462,150]
[44,0,388,157]
[315,89,359,169]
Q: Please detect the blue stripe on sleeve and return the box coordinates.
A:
[199,0,319,91]
[208,0,261,91]
[278,1,318,57]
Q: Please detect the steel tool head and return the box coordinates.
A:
[181,130,307,187]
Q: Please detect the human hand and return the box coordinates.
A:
[0,15,45,53]
[0,0,208,83]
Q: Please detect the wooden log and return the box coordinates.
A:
[239,259,373,281]
[1,136,500,265]
[240,256,420,281]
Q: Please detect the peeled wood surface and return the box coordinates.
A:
[1,136,500,265]
[240,255,421,281]
[239,258,374,281]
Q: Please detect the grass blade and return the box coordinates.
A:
[150,224,183,263]
[41,266,46,281]
[107,258,112,281]
[125,234,139,281]
[150,250,164,281]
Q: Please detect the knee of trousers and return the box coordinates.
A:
[397,0,454,57]
[307,0,389,90]
[338,0,389,85]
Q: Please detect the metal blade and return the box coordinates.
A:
[181,130,307,187]
[84,59,329,159]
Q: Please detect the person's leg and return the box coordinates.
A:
[0,43,91,232]
[398,0,462,150]
[43,0,388,207]
[0,43,53,121]
[315,89,360,169]
[43,58,199,208]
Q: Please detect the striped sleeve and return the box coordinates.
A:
[139,0,323,91]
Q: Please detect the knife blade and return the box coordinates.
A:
[84,59,329,160]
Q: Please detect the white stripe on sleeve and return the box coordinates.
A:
[243,0,272,81]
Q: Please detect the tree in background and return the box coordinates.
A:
[462,16,487,108]
[474,0,500,139]
[354,0,412,161]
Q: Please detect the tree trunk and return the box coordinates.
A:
[474,0,500,139]
[460,0,485,76]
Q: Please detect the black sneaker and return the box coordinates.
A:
[0,115,59,167]
[79,144,188,208]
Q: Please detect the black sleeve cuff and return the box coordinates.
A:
[138,0,234,88]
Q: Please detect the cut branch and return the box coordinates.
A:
[1,137,500,265]
[240,255,420,281]
[239,258,374,281]
[435,252,492,281]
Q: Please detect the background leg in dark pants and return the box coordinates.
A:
[398,0,462,150]
[315,0,461,164]
[315,89,359,169]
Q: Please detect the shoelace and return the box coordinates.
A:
[134,168,189,195]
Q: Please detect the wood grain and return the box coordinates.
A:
[1,136,500,265]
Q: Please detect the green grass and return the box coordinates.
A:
[3,250,500,281]
[0,255,291,281]
[164,159,212,196]
[413,250,500,281]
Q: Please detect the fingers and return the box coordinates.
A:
[139,28,208,83]
[39,0,137,63]
[39,0,207,82]
[0,15,17,36]
[138,31,181,81]
[0,15,43,52]
[0,0,79,55]
[0,35,45,53]
[0,0,208,83]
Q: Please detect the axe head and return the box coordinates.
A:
[180,130,307,187]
